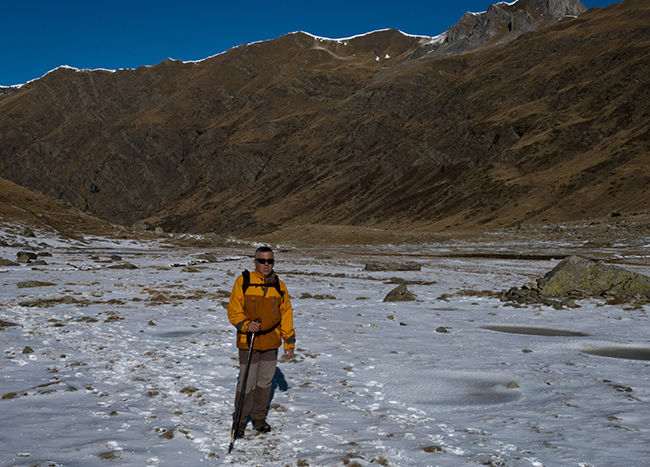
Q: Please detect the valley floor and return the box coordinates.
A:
[1,228,649,466]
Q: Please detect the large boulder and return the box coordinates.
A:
[541,255,650,299]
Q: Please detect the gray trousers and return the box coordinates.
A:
[234,348,278,424]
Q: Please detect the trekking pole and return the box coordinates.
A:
[228,326,258,453]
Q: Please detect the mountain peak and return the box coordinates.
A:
[425,0,587,56]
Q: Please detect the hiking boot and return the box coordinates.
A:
[252,419,272,433]
[234,423,246,439]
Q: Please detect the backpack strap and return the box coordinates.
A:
[241,270,285,297]
[242,269,251,294]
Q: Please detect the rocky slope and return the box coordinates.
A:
[0,177,123,240]
[1,0,648,239]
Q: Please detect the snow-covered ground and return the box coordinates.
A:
[1,232,649,466]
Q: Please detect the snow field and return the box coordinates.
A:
[1,237,649,466]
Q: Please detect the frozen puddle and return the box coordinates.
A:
[482,325,591,337]
[582,346,650,360]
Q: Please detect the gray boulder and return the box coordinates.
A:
[383,284,416,302]
[20,226,36,237]
[132,221,152,231]
[17,251,37,263]
[541,256,650,299]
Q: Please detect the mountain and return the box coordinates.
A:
[0,177,121,240]
[424,0,587,56]
[1,0,649,239]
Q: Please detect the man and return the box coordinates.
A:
[227,246,295,438]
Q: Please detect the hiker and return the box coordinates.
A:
[227,246,295,439]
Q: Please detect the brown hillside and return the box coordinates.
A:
[0,177,122,239]
[0,0,648,239]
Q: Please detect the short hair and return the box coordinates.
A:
[255,246,274,258]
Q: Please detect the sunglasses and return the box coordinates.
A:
[255,258,275,265]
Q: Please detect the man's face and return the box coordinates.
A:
[254,251,275,277]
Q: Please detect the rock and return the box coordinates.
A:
[501,255,650,308]
[17,280,57,288]
[132,221,152,231]
[110,254,122,261]
[0,319,19,329]
[388,277,406,284]
[108,263,138,269]
[299,292,337,300]
[17,251,37,263]
[383,284,416,302]
[366,262,421,272]
[541,255,650,299]
[20,226,35,237]
[181,267,201,273]
[195,253,218,262]
[0,257,19,266]
[436,326,449,333]
[423,445,443,453]
[203,233,226,246]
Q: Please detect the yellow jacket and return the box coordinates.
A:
[227,269,295,352]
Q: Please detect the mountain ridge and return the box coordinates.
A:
[1,0,648,239]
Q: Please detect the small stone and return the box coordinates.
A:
[181,267,201,273]
[423,445,443,453]
[108,263,138,269]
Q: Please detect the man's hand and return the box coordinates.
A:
[284,348,294,360]
[247,320,261,333]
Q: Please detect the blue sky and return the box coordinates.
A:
[1,0,617,87]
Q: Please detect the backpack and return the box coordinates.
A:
[242,270,285,297]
